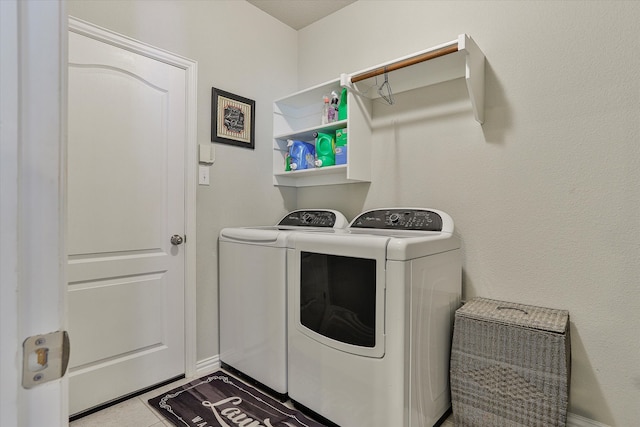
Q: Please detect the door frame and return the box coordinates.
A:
[68,16,199,380]
[1,1,68,425]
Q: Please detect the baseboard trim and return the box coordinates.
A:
[568,413,609,427]
[195,355,220,376]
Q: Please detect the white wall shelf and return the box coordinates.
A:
[272,34,484,187]
[273,79,372,187]
[343,34,485,124]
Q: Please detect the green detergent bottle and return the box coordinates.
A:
[338,88,348,121]
[313,132,335,168]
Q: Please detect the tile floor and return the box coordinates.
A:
[68,370,212,427]
[69,368,454,426]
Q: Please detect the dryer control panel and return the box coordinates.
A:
[278,210,337,227]
[351,209,443,231]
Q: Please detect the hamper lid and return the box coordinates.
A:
[456,297,569,334]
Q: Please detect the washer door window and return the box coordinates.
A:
[292,234,387,358]
[301,252,376,347]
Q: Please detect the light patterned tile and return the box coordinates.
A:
[69,397,161,427]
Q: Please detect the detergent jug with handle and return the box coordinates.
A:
[313,132,335,168]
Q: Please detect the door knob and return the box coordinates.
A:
[170,235,184,245]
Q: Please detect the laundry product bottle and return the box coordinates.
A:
[284,152,292,171]
[321,96,330,125]
[313,132,335,168]
[338,88,348,121]
[287,139,316,170]
[328,91,339,123]
[335,128,347,165]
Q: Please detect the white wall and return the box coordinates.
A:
[66,0,298,361]
[295,1,640,426]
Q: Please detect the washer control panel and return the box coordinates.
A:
[278,210,337,227]
[351,209,443,231]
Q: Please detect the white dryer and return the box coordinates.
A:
[218,209,348,397]
[287,208,461,426]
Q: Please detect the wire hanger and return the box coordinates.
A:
[377,67,394,105]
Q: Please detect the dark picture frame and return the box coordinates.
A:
[211,88,255,149]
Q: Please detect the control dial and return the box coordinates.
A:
[388,213,401,224]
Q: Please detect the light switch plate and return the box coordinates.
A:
[198,165,210,185]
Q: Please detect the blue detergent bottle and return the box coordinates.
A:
[287,139,315,170]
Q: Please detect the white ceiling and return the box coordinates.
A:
[246,0,357,30]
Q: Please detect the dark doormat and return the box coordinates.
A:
[148,370,328,427]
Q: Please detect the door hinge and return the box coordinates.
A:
[22,330,70,389]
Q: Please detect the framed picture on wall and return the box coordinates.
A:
[211,87,255,149]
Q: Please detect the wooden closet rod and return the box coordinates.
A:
[350,42,459,84]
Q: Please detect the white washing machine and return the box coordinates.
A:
[218,209,348,396]
[287,208,461,426]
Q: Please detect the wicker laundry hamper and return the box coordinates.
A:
[450,298,570,427]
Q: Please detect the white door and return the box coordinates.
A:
[67,28,186,415]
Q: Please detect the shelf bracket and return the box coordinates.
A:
[340,73,369,98]
[459,34,485,124]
